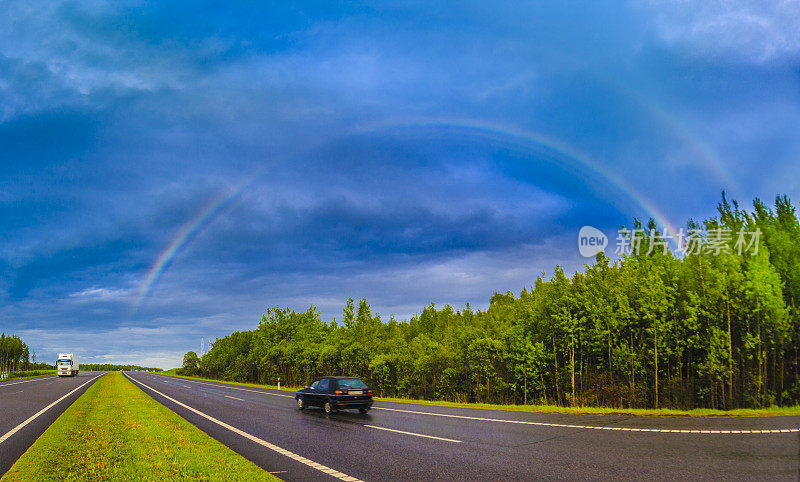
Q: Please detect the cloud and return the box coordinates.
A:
[642,0,800,63]
[2,0,798,368]
[69,286,133,302]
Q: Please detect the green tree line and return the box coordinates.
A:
[1,333,31,372]
[82,364,161,372]
[184,194,800,409]
[0,334,159,374]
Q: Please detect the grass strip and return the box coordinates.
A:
[2,372,277,481]
[3,370,56,381]
[370,396,800,417]
[159,372,800,417]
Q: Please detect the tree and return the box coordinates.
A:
[744,246,789,406]
[170,193,800,410]
[182,351,200,375]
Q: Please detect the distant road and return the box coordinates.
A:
[0,372,105,476]
[125,372,799,481]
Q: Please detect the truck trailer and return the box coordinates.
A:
[56,353,79,377]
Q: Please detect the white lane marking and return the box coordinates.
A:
[125,373,362,482]
[363,424,462,443]
[150,373,293,398]
[183,385,192,388]
[372,407,800,434]
[0,373,104,446]
[0,376,57,388]
[225,395,244,401]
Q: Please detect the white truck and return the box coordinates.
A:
[56,353,79,377]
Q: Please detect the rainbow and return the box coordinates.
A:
[133,117,689,314]
[130,184,245,315]
[504,52,736,195]
[352,117,682,238]
[613,83,738,195]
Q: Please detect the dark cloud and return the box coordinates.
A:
[1,0,798,367]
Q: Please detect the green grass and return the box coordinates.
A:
[371,396,800,417]
[2,370,56,381]
[2,372,277,481]
[158,372,800,417]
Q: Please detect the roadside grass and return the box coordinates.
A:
[2,371,277,481]
[371,396,800,417]
[158,372,800,417]
[3,370,55,381]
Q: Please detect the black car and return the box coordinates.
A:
[295,376,373,415]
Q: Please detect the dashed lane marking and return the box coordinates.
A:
[143,374,798,435]
[125,373,362,482]
[225,395,245,401]
[0,373,104,446]
[148,373,294,398]
[363,424,462,443]
[372,407,800,434]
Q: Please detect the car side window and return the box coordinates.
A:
[310,380,320,389]
[318,378,330,391]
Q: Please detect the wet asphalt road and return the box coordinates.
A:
[0,372,104,476]
[124,371,799,481]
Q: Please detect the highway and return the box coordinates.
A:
[124,371,799,481]
[0,372,105,476]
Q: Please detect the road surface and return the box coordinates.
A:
[0,372,105,476]
[124,371,799,481]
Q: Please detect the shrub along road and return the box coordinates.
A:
[127,371,800,481]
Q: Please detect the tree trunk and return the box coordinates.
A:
[541,371,547,405]
[631,331,636,407]
[570,337,575,407]
[654,328,659,409]
[727,299,733,408]
[757,316,762,403]
[780,346,784,401]
[553,337,560,405]
[579,332,584,401]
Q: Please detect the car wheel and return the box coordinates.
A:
[297,397,307,410]
[324,400,335,415]
[359,408,369,414]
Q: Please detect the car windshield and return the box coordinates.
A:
[57,360,71,365]
[337,378,367,389]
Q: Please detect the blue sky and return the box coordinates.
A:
[2,1,799,368]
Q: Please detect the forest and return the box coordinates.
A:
[0,334,36,372]
[182,194,800,410]
[0,334,160,374]
[81,363,161,372]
